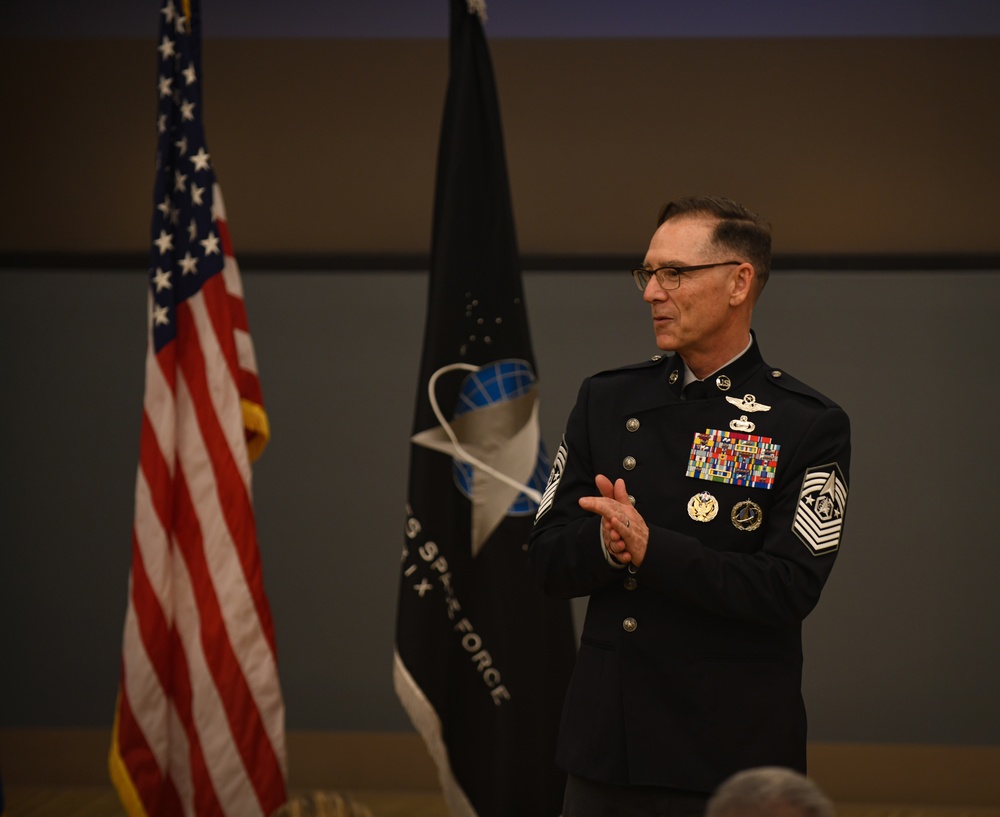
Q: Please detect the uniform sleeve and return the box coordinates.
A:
[528,377,628,598]
[639,404,851,627]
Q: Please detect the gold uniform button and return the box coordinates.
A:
[623,456,636,471]
[624,576,637,591]
[623,617,637,632]
[626,418,640,432]
[771,370,783,378]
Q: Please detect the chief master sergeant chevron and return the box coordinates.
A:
[528,196,851,817]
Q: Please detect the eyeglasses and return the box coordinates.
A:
[631,261,742,292]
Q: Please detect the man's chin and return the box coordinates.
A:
[653,335,678,353]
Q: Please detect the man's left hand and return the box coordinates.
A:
[579,475,649,567]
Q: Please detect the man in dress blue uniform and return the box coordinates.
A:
[529,196,851,817]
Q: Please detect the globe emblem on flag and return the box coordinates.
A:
[451,360,550,515]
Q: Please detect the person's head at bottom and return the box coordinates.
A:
[269,791,374,817]
[705,767,835,817]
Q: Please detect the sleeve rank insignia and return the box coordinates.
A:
[534,436,567,523]
[792,463,848,555]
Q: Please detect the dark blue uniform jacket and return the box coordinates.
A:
[528,337,851,794]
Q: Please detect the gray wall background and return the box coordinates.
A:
[3,1,1000,750]
[2,267,999,745]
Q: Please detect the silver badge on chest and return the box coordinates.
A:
[725,394,771,413]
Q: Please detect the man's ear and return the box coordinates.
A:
[730,263,754,306]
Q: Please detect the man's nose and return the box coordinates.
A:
[644,277,667,303]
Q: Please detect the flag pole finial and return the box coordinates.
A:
[466,0,487,23]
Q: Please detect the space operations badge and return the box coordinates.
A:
[792,463,848,555]
[535,436,567,523]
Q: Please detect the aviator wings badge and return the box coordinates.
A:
[726,394,771,412]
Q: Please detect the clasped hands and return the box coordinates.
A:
[578,474,648,567]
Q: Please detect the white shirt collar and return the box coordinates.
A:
[682,333,753,387]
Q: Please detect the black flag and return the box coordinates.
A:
[393,2,576,816]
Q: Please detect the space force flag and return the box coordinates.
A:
[393,2,577,817]
[109,1,287,815]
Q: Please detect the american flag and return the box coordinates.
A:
[109,1,287,815]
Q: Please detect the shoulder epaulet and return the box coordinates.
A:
[765,366,841,409]
[591,353,674,379]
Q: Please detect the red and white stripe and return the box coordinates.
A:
[111,198,286,817]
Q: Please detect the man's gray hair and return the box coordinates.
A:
[706,767,835,817]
